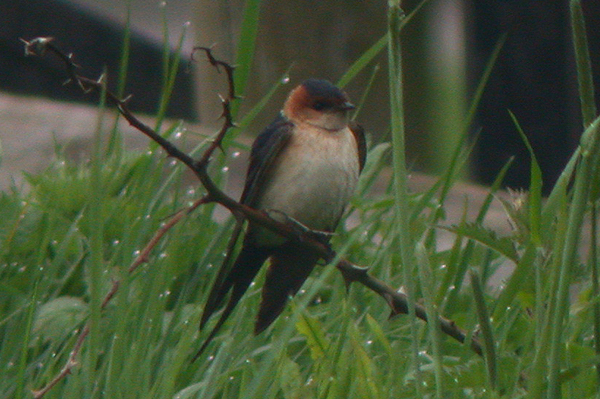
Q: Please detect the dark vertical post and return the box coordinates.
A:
[468,0,582,193]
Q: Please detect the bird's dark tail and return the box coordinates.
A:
[193,243,269,361]
[255,243,320,334]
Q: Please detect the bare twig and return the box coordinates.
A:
[23,37,483,397]
[128,198,207,273]
[31,325,89,399]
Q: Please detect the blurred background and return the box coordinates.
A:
[1,0,599,194]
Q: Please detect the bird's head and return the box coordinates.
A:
[283,79,355,131]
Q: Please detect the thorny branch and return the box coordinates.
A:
[23,37,483,397]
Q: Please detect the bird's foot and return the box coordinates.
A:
[304,229,334,245]
[264,209,333,244]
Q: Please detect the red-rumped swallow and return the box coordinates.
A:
[195,79,366,357]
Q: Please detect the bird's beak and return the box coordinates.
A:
[340,101,355,111]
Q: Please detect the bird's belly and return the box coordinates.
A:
[260,161,354,228]
[254,131,359,245]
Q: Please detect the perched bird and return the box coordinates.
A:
[195,79,366,358]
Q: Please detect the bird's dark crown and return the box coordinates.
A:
[301,79,346,102]
[285,78,352,111]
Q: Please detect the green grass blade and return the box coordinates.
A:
[339,34,387,89]
[155,20,189,133]
[529,193,568,397]
[14,277,40,399]
[416,242,444,398]
[388,2,423,396]
[338,0,430,88]
[229,70,291,148]
[544,0,596,222]
[590,206,600,385]
[440,223,518,265]
[156,1,171,132]
[570,0,597,128]
[440,156,514,307]
[116,1,132,99]
[106,0,131,156]
[351,64,380,121]
[571,8,600,379]
[470,270,498,391]
[84,74,109,396]
[426,34,506,245]
[548,116,600,397]
[232,0,262,117]
[509,111,542,245]
[492,241,537,321]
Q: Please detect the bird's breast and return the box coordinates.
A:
[254,125,360,245]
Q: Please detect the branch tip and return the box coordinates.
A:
[21,36,54,56]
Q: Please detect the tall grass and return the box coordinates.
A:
[1,1,600,398]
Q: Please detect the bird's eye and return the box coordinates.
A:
[312,101,329,111]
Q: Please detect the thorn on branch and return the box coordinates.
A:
[95,73,106,86]
[66,53,81,69]
[121,94,133,105]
